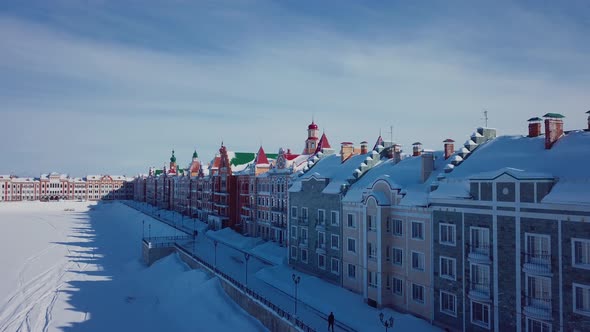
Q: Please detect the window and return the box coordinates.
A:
[331,234,339,250]
[386,217,391,233]
[573,283,590,317]
[573,239,590,269]
[368,242,377,260]
[527,275,551,309]
[317,231,326,249]
[412,284,424,303]
[393,278,403,295]
[392,248,403,266]
[290,246,297,259]
[331,258,340,275]
[526,233,550,268]
[331,211,339,226]
[347,238,356,253]
[411,221,424,240]
[471,263,490,297]
[347,264,356,279]
[301,207,308,220]
[526,318,551,332]
[291,206,297,218]
[301,249,308,263]
[471,301,490,329]
[291,226,297,239]
[440,256,456,280]
[317,209,325,225]
[368,271,377,288]
[392,219,403,236]
[300,228,308,245]
[412,251,425,271]
[367,215,376,231]
[347,214,355,228]
[440,223,456,245]
[440,291,457,316]
[318,254,326,269]
[470,227,490,256]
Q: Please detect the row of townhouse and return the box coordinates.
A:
[0,172,134,202]
[132,121,326,245]
[287,112,590,332]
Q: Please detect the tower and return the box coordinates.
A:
[304,120,319,155]
[169,150,177,174]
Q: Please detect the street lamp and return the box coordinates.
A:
[244,253,251,285]
[379,312,394,332]
[292,273,301,316]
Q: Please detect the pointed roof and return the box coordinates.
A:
[373,135,384,150]
[315,132,331,154]
[255,146,269,165]
[192,150,198,159]
[170,150,176,163]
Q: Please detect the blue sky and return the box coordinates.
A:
[1,0,589,177]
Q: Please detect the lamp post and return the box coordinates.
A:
[244,253,251,285]
[379,312,394,332]
[292,273,301,316]
[142,220,145,238]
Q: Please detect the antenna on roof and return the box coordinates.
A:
[482,109,489,127]
[387,125,394,144]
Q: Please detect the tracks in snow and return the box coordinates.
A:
[0,219,94,332]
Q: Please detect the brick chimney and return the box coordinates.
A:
[443,139,455,159]
[412,142,422,157]
[340,142,354,163]
[586,110,590,131]
[528,117,542,137]
[360,141,368,154]
[543,113,565,149]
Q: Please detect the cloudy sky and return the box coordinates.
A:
[1,0,589,177]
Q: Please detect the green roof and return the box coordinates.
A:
[155,170,163,175]
[230,152,279,166]
[527,117,542,122]
[192,150,198,158]
[543,113,565,119]
[586,110,590,114]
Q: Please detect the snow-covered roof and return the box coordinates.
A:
[432,131,590,204]
[343,151,446,206]
[289,153,369,194]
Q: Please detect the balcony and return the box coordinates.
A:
[523,252,552,276]
[467,243,492,264]
[524,296,552,321]
[315,220,326,231]
[468,282,491,301]
[315,240,326,254]
[297,217,309,225]
[299,238,308,247]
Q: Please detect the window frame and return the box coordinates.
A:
[440,256,457,281]
[573,283,590,317]
[411,221,424,240]
[439,222,456,246]
[440,291,457,317]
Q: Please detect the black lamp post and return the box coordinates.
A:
[292,273,301,315]
[379,312,394,332]
[244,253,251,285]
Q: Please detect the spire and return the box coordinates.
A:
[170,149,176,163]
[315,132,331,154]
[192,150,198,159]
[255,146,269,165]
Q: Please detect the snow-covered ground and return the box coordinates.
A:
[0,201,267,332]
[130,201,441,332]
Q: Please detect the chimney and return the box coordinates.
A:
[527,117,542,137]
[543,113,565,149]
[412,142,422,157]
[340,142,354,163]
[360,141,368,154]
[443,139,455,159]
[586,110,590,131]
[393,144,402,163]
[421,152,434,183]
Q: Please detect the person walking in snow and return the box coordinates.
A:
[328,312,335,332]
